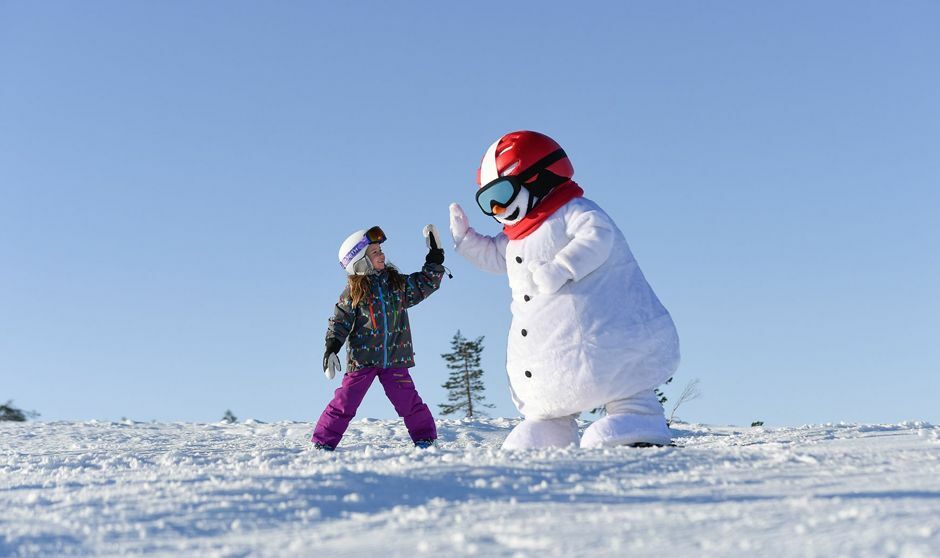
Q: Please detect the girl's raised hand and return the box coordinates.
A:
[423,224,442,251]
[424,224,445,265]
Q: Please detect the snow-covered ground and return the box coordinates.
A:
[2,418,939,557]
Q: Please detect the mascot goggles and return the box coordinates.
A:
[475,149,567,216]
[339,226,387,270]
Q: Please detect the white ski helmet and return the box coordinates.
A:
[338,226,387,276]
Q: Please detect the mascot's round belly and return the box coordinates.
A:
[503,205,679,419]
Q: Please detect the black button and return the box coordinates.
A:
[524,295,530,302]
[515,256,523,263]
[524,370,532,378]
[521,329,528,336]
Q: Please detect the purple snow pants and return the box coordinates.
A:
[312,367,437,448]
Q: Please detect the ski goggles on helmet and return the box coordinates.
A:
[475,149,567,216]
[339,226,387,270]
[363,225,386,244]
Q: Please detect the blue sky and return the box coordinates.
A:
[2,2,938,427]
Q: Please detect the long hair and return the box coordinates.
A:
[348,266,407,307]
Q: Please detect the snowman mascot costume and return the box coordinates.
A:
[449,130,680,449]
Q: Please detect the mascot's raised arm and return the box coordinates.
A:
[450,130,680,450]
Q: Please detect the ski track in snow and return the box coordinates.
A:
[2,418,940,557]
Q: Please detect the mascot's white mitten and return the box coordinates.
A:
[528,260,574,294]
[449,203,470,246]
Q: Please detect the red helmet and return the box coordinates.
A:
[476,131,574,188]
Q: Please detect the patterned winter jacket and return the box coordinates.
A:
[326,263,445,372]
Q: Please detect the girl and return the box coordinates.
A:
[312,225,446,451]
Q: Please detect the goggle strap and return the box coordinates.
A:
[516,149,567,183]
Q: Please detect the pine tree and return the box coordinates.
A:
[0,400,38,422]
[439,331,494,418]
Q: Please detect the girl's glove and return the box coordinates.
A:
[423,224,445,265]
[449,203,470,245]
[528,261,574,294]
[323,339,342,380]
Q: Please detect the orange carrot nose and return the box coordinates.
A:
[492,204,507,215]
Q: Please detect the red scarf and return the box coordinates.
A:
[503,181,584,240]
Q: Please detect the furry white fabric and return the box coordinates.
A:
[580,390,672,448]
[449,203,470,245]
[528,260,573,294]
[453,197,680,448]
[501,415,580,450]
[580,413,672,448]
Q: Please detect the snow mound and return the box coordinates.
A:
[2,418,939,557]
